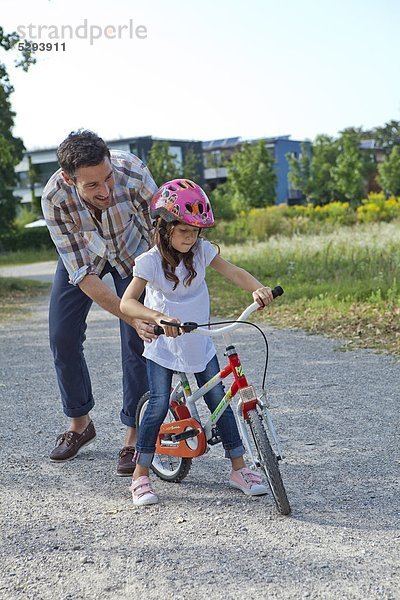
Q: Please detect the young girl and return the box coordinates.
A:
[120,179,274,507]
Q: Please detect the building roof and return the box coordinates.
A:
[202,135,308,150]
[24,134,201,154]
[359,139,383,150]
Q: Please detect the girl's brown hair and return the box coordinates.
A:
[153,219,199,290]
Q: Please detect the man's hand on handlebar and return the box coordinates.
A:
[130,318,159,343]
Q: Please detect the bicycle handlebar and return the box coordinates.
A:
[153,285,284,337]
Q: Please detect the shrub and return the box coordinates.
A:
[210,194,400,244]
[0,227,53,252]
[248,206,291,238]
[314,201,355,224]
[356,193,400,223]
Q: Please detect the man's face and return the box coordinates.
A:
[64,157,115,210]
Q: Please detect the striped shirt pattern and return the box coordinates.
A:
[41,150,158,285]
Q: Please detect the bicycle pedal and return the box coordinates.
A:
[170,428,199,442]
[207,426,222,446]
[207,435,222,446]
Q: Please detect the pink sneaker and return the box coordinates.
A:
[129,476,159,507]
[229,468,269,496]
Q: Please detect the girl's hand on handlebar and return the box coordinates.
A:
[155,315,181,337]
[252,286,274,309]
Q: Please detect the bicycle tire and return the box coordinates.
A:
[247,409,291,515]
[136,392,192,483]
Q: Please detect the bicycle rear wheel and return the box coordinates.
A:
[136,392,192,483]
[247,408,291,515]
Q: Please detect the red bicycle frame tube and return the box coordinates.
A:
[222,349,258,419]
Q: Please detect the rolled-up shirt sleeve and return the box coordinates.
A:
[42,196,98,286]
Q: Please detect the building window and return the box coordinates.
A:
[169,146,183,170]
[205,151,221,168]
[16,171,30,189]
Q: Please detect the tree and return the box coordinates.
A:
[286,142,312,198]
[311,135,341,203]
[28,155,42,217]
[182,147,201,181]
[331,131,367,204]
[209,182,235,220]
[287,135,339,204]
[288,131,375,205]
[377,146,400,196]
[225,140,277,210]
[146,140,181,186]
[371,120,400,152]
[0,27,35,234]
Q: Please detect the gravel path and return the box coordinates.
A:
[0,288,399,600]
[0,261,57,283]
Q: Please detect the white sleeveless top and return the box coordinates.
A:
[132,239,218,373]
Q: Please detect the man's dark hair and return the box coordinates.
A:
[57,129,111,178]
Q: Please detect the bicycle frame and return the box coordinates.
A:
[156,339,270,469]
[149,292,291,515]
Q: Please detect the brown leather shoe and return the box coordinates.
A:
[116,446,136,476]
[49,420,96,462]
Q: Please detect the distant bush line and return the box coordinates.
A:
[0,227,53,252]
[1,192,399,252]
[209,193,400,244]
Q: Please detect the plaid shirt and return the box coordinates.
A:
[42,150,158,285]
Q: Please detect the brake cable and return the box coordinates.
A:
[192,319,269,397]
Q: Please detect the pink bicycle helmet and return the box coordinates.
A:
[150,179,214,228]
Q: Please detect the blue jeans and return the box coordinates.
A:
[135,355,245,467]
[49,258,148,426]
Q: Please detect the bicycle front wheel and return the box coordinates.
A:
[247,409,291,515]
[136,392,192,483]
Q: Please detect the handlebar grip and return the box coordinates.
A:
[272,285,284,298]
[154,319,182,336]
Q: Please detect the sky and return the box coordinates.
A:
[2,0,400,150]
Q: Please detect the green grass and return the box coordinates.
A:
[1,223,399,354]
[0,248,57,266]
[207,222,400,355]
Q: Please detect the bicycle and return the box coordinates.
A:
[136,285,291,515]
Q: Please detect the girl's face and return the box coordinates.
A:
[170,223,200,253]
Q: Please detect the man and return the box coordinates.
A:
[41,129,157,475]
